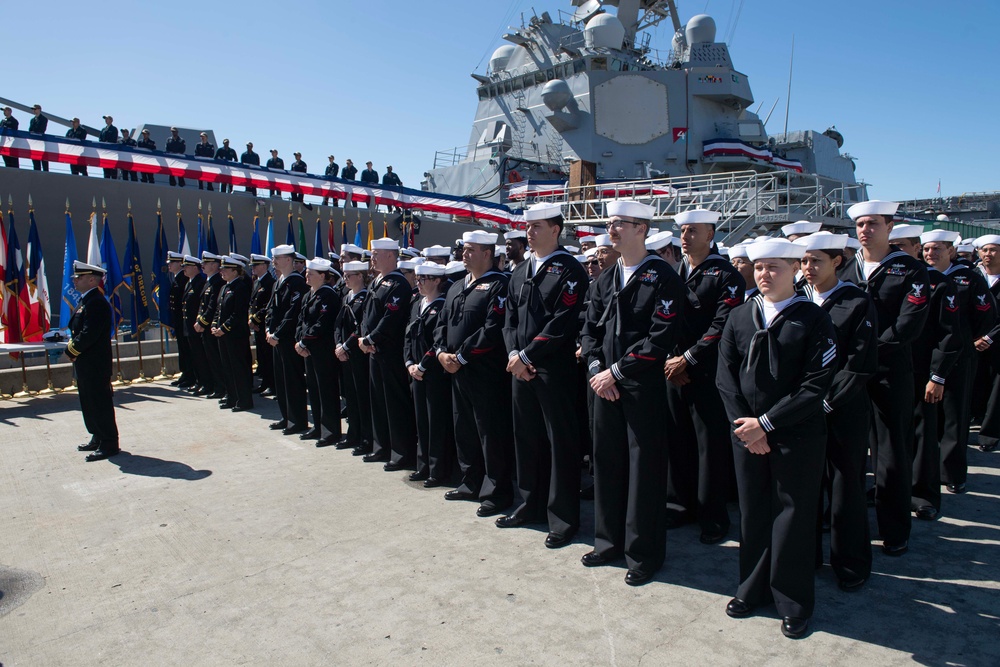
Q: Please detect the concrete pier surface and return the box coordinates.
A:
[2,382,999,666]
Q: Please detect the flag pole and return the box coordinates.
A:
[40,346,57,394]
[155,324,169,379]
[14,354,34,397]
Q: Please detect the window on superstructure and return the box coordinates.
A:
[574,60,586,74]
[535,71,547,84]
[592,57,607,71]
[478,87,489,100]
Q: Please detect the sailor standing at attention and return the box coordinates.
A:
[971,235,1000,456]
[335,261,374,455]
[796,232,877,591]
[67,261,121,461]
[840,200,930,557]
[579,200,686,586]
[212,256,254,412]
[295,259,343,446]
[498,202,589,549]
[717,238,837,639]
[266,244,310,435]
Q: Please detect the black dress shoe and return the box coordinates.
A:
[335,440,357,450]
[946,482,967,494]
[362,453,389,463]
[581,550,620,567]
[725,598,753,618]
[881,541,908,557]
[545,531,576,549]
[624,569,654,586]
[915,505,939,521]
[352,446,369,456]
[77,441,100,452]
[252,385,266,394]
[444,490,478,502]
[260,388,276,397]
[170,379,182,386]
[384,460,411,472]
[700,529,728,545]
[85,450,120,462]
[476,503,505,518]
[315,437,336,447]
[781,617,809,639]
[409,470,430,482]
[206,392,226,400]
[219,402,235,410]
[837,576,867,592]
[231,406,251,413]
[495,513,534,529]
[423,477,444,489]
[192,387,210,396]
[299,428,321,440]
[268,420,288,430]
[282,425,308,436]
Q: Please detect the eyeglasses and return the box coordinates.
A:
[416,276,439,283]
[605,217,644,231]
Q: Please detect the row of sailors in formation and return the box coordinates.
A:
[163,198,1000,640]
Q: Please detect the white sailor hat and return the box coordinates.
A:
[745,238,805,262]
[607,199,656,220]
[362,250,372,258]
[398,260,419,270]
[230,253,250,264]
[594,233,612,247]
[793,231,849,251]
[220,256,245,269]
[583,247,599,259]
[182,254,202,266]
[974,234,1000,248]
[71,260,107,277]
[327,251,341,261]
[342,261,370,272]
[415,263,446,276]
[728,242,750,259]
[166,251,185,262]
[957,242,976,253]
[201,251,222,262]
[271,244,296,257]
[445,260,466,275]
[919,229,961,245]
[341,243,364,256]
[845,237,862,250]
[781,220,822,237]
[888,224,924,241]
[719,247,730,257]
[462,230,498,245]
[523,202,563,222]
[645,231,674,251]
[494,245,506,257]
[306,257,333,272]
[574,254,587,262]
[250,253,272,264]
[400,247,420,258]
[295,253,309,262]
[421,244,451,258]
[674,208,721,226]
[371,237,400,251]
[504,229,527,241]
[847,200,899,221]
[564,245,579,253]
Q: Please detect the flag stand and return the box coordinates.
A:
[13,355,36,397]
[38,349,58,395]
[135,331,150,382]
[154,326,170,380]
[112,334,129,386]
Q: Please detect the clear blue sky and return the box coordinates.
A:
[2,0,996,201]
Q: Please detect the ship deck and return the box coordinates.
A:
[2,381,999,665]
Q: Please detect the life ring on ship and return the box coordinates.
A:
[507,170,523,183]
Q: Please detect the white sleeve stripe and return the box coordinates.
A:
[759,413,774,432]
[518,350,532,366]
[610,363,624,381]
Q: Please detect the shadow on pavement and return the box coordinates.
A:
[109,451,212,481]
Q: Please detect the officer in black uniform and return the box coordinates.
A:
[98,115,118,179]
[241,142,260,194]
[288,152,307,202]
[405,262,452,485]
[382,166,403,213]
[717,238,837,640]
[67,261,121,461]
[181,255,208,392]
[137,129,156,183]
[499,202,590,549]
[165,252,193,388]
[579,200,687,586]
[215,139,238,193]
[1,106,19,168]
[266,150,284,198]
[194,252,226,399]
[65,117,88,175]
[664,208,745,544]
[296,259,343,445]
[841,200,930,556]
[335,261,373,453]
[195,132,216,190]
[360,161,379,209]
[119,128,138,181]
[321,155,340,207]
[28,104,48,171]
[798,232,877,591]
[166,127,186,187]
[248,254,276,394]
[973,235,1000,457]
[266,245,309,435]
[211,256,254,411]
[435,231,514,518]
[358,238,419,469]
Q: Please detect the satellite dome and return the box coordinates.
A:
[541,79,573,111]
[685,14,717,45]
[489,45,517,73]
[585,14,626,50]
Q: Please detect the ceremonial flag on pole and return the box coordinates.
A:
[250,215,262,256]
[228,213,238,254]
[207,211,219,255]
[2,207,30,349]
[341,218,347,253]
[196,212,206,258]
[100,214,127,336]
[24,208,51,340]
[314,217,323,258]
[87,211,101,264]
[177,214,191,257]
[151,211,172,330]
[0,212,6,335]
[285,215,294,246]
[409,221,415,248]
[60,210,81,329]
[124,212,150,340]
[382,220,388,238]
[265,214,275,257]
[353,220,361,247]
[401,222,409,249]
[297,215,308,257]
[367,219,374,250]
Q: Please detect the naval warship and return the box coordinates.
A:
[422,0,869,241]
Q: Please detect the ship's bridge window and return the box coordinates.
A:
[591,57,607,71]
[478,86,489,100]
[574,60,586,74]
[489,84,499,98]
[535,71,547,85]
[502,80,513,94]
[512,76,524,91]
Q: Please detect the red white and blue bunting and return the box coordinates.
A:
[702,138,804,173]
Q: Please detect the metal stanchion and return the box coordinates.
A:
[13,354,37,398]
[38,350,58,395]
[112,334,129,386]
[135,331,151,382]
[154,325,170,380]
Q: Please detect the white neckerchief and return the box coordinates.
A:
[761,294,797,327]
[862,260,880,280]
[531,249,557,276]
[987,273,1000,288]
[813,280,846,306]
